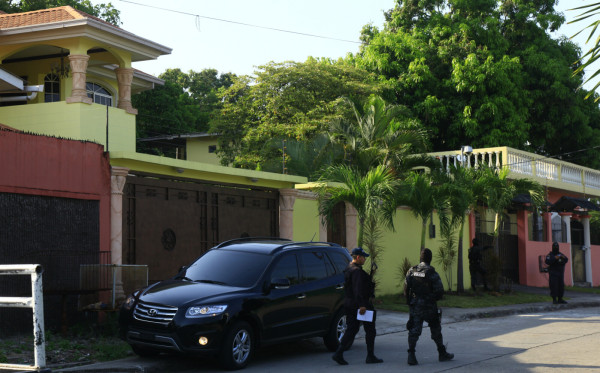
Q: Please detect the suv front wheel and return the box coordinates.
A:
[323,310,348,351]
[219,321,254,370]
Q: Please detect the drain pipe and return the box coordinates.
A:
[0,85,44,103]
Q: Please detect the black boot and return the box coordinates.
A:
[407,350,418,365]
[332,345,348,365]
[558,298,568,304]
[438,345,454,362]
[366,354,383,364]
[552,297,558,304]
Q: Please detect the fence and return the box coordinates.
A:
[79,264,148,311]
[0,264,48,372]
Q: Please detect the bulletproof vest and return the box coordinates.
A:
[409,265,432,297]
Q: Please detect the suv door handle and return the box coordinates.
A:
[296,294,306,299]
[336,284,344,290]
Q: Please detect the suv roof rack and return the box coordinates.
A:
[271,241,342,254]
[214,237,291,249]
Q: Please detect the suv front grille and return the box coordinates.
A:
[133,301,178,326]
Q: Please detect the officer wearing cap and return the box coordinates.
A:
[404,248,453,366]
[332,247,383,365]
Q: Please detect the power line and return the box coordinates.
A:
[118,0,361,44]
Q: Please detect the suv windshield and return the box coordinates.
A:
[182,250,272,287]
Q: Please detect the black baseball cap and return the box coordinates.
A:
[351,247,370,257]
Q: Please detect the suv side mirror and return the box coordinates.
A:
[178,265,188,274]
[270,278,291,290]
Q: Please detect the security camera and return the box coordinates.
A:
[461,145,473,155]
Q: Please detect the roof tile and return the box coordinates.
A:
[0,6,117,29]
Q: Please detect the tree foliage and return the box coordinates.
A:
[0,0,120,25]
[209,58,381,169]
[133,68,234,156]
[353,0,600,169]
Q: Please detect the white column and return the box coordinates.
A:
[561,213,573,285]
[345,203,358,250]
[279,189,296,240]
[66,54,92,104]
[111,166,129,304]
[582,216,593,284]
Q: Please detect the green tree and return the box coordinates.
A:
[133,68,234,157]
[353,0,600,169]
[0,0,120,25]
[327,95,430,173]
[210,58,380,169]
[316,165,398,263]
[395,170,449,252]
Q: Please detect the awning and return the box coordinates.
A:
[550,196,600,212]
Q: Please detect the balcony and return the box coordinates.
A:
[428,146,600,197]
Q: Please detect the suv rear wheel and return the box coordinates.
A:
[323,310,348,351]
[219,321,254,370]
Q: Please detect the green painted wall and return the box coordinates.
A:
[187,137,220,165]
[292,198,320,241]
[0,102,135,152]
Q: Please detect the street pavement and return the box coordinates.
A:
[50,286,600,373]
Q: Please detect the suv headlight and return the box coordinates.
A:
[186,305,228,318]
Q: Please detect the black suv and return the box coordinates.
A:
[119,238,351,370]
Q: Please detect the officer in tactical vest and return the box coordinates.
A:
[332,247,383,365]
[404,248,454,366]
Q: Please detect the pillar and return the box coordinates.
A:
[345,203,358,250]
[66,54,92,104]
[279,189,296,240]
[115,67,137,114]
[560,213,573,285]
[111,166,129,304]
[581,215,593,284]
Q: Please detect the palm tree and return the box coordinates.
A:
[316,164,398,259]
[570,2,600,99]
[474,166,545,252]
[395,170,449,252]
[328,95,430,173]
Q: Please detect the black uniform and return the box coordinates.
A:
[338,262,376,353]
[403,249,453,365]
[468,239,489,290]
[545,243,568,304]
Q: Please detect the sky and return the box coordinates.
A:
[94,0,598,86]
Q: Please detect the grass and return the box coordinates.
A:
[566,286,600,294]
[0,314,131,367]
[375,291,551,313]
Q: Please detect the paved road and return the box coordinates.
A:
[64,307,600,372]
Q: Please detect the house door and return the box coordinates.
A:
[571,220,586,284]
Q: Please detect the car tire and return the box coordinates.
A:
[218,321,254,370]
[131,344,160,357]
[323,310,350,352]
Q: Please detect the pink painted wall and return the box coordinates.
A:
[591,245,600,286]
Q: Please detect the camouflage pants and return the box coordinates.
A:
[407,306,443,351]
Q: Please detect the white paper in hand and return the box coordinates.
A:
[356,309,374,322]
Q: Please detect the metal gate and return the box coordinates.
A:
[571,220,587,284]
[0,192,101,333]
[475,212,519,284]
[123,174,279,283]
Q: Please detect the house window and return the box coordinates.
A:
[208,145,217,153]
[86,82,112,106]
[551,213,566,243]
[44,74,60,102]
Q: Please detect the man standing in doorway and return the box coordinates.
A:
[468,238,489,291]
[545,242,569,304]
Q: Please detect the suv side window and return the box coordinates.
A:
[270,254,299,285]
[329,252,350,274]
[300,251,329,282]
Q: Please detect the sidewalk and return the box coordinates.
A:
[50,286,600,373]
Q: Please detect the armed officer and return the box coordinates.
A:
[545,242,569,304]
[404,248,454,366]
[332,247,383,365]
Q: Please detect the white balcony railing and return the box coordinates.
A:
[428,146,600,197]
